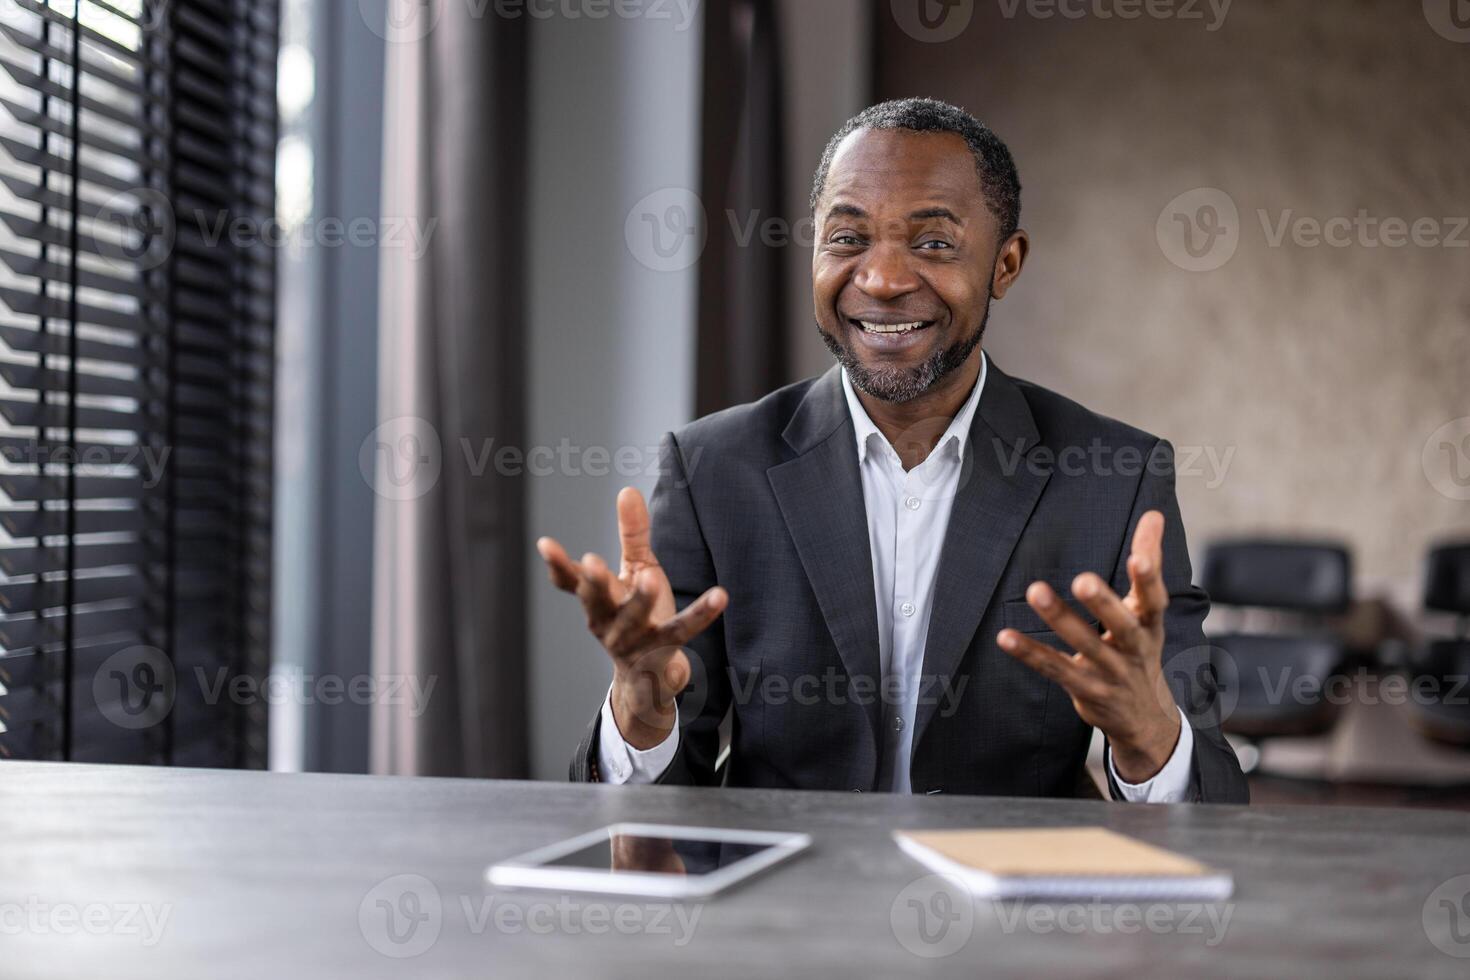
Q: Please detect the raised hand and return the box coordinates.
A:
[537,487,727,750]
[996,510,1183,783]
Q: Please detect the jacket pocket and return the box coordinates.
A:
[1002,598,1100,635]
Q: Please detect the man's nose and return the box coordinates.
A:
[852,244,920,301]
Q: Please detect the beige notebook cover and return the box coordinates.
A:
[893,827,1232,899]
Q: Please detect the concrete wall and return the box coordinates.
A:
[872,0,1470,608]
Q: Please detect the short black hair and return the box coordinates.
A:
[810,97,1022,240]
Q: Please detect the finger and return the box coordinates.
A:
[536,537,581,592]
[576,553,623,629]
[997,629,1104,699]
[1126,511,1169,627]
[1025,582,1109,664]
[621,567,658,621]
[1071,572,1144,664]
[584,552,628,605]
[648,587,728,649]
[602,570,659,655]
[617,487,657,575]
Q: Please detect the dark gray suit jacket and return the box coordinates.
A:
[571,362,1248,803]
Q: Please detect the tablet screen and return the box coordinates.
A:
[545,832,776,877]
[488,823,812,897]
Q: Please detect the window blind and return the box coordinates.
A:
[0,0,277,767]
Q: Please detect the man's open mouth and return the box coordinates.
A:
[849,318,934,336]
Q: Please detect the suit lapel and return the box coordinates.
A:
[912,364,1051,746]
[766,368,883,753]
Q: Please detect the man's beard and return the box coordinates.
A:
[818,303,989,404]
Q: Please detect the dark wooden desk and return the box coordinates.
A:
[2,762,1468,978]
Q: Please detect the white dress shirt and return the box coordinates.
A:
[598,352,1196,801]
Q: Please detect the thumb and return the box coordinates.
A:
[617,486,656,567]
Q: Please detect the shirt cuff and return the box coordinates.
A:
[1107,707,1196,803]
[596,685,680,784]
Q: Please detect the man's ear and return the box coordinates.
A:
[991,230,1030,299]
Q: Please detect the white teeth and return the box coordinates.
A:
[859,321,924,334]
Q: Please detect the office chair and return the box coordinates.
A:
[1202,540,1353,743]
[1409,542,1470,747]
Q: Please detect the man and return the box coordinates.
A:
[538,98,1247,803]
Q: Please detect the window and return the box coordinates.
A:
[0,0,277,766]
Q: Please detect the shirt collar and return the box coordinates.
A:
[840,350,988,465]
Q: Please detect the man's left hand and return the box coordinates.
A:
[997,510,1183,783]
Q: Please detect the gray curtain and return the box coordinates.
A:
[696,0,789,415]
[370,4,528,778]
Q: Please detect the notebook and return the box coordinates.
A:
[893,827,1233,900]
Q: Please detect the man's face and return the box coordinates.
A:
[812,129,1004,403]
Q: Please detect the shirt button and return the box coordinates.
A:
[905,496,921,511]
[900,601,916,617]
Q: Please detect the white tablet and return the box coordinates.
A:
[486,823,812,899]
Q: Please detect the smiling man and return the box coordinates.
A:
[538,98,1248,802]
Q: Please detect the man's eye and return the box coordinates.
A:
[917,240,953,250]
[830,234,864,247]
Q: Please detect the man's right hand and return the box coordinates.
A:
[536,486,727,750]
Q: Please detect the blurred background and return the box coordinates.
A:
[2,0,1468,806]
